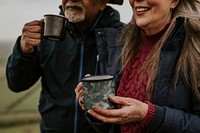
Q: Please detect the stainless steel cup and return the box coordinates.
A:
[44,14,68,41]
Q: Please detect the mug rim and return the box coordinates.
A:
[44,14,66,18]
[81,75,114,82]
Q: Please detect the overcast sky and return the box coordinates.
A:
[0,0,132,42]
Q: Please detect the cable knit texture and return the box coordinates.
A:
[116,28,166,133]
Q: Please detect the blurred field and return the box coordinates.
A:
[0,42,40,132]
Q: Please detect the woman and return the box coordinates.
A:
[75,0,200,132]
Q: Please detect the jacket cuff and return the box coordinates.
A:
[16,36,37,59]
[148,105,166,132]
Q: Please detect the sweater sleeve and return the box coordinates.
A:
[139,102,156,128]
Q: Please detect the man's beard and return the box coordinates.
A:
[64,1,86,23]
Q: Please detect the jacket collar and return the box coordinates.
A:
[59,5,122,34]
[162,17,185,51]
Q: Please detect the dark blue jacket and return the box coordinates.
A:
[88,17,200,133]
[6,6,124,133]
[149,17,200,133]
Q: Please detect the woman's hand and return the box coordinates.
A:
[75,74,91,110]
[75,82,86,110]
[87,96,148,124]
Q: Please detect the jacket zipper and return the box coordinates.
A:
[95,54,100,75]
[74,41,84,133]
[74,11,103,133]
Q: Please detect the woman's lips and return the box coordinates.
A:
[135,7,150,15]
[136,7,150,12]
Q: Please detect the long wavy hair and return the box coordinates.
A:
[118,0,200,101]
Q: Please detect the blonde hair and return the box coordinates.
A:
[119,0,200,101]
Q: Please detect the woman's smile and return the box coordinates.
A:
[135,7,151,15]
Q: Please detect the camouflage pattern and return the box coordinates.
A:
[82,76,116,110]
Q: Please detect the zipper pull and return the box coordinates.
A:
[95,55,99,75]
[96,54,99,63]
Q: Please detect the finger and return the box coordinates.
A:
[28,38,41,46]
[21,35,42,46]
[88,109,121,124]
[78,96,86,110]
[40,18,44,23]
[84,74,91,77]
[79,96,84,105]
[80,104,86,110]
[25,20,43,26]
[75,83,83,98]
[23,25,43,34]
[20,38,40,48]
[22,27,43,45]
[108,96,134,106]
[75,82,82,93]
[23,32,43,40]
[77,89,83,100]
[23,20,44,35]
[92,106,124,118]
[81,105,86,110]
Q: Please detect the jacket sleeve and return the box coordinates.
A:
[149,101,200,133]
[6,36,41,92]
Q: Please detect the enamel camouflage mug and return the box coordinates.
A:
[82,75,116,110]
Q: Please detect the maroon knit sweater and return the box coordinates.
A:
[116,29,166,133]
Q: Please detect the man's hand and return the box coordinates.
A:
[20,20,44,54]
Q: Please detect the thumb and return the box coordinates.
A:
[85,74,91,77]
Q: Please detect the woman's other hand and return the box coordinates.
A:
[75,82,86,110]
[88,96,148,124]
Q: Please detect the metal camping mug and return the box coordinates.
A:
[44,14,68,41]
[82,75,116,110]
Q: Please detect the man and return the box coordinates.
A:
[6,0,124,132]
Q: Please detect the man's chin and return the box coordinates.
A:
[65,12,85,23]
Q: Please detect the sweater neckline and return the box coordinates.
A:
[140,24,170,50]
